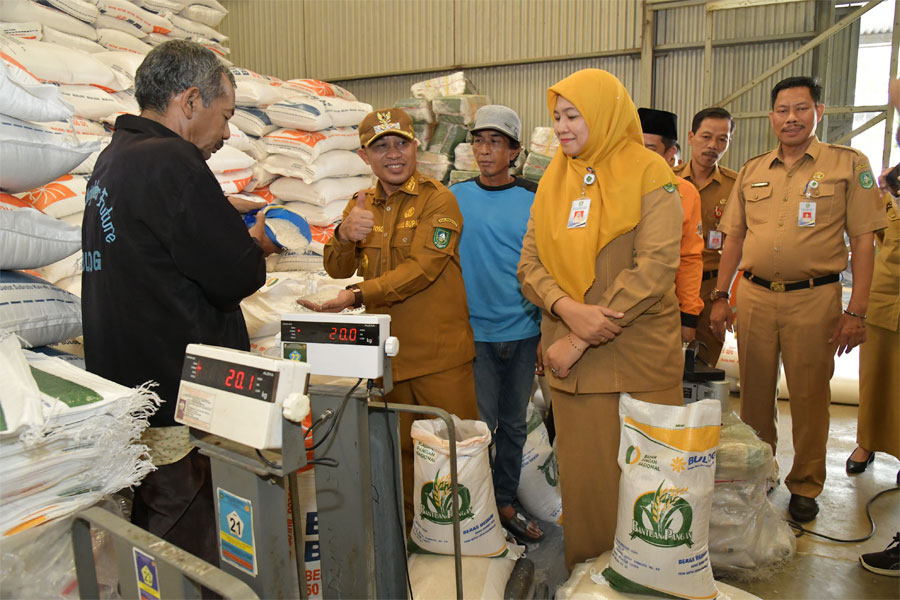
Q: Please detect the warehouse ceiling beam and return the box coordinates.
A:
[833,112,887,146]
[883,0,900,167]
[706,0,807,11]
[639,1,655,107]
[714,0,884,108]
[732,105,891,119]
[645,0,706,10]
[656,32,817,52]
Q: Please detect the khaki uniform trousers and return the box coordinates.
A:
[857,324,900,459]
[736,279,841,498]
[386,361,479,528]
[696,277,725,367]
[551,386,682,571]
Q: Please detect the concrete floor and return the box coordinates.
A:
[524,395,900,600]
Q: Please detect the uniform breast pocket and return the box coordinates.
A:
[390,227,415,260]
[358,237,381,278]
[744,185,773,228]
[806,183,838,224]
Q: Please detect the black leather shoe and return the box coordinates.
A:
[789,494,819,522]
[846,451,875,474]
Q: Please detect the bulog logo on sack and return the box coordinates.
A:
[420,472,474,524]
[538,452,559,486]
[630,481,693,548]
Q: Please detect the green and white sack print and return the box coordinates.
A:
[603,394,721,600]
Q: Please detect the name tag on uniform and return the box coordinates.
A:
[568,198,590,229]
[798,201,816,227]
[707,230,723,249]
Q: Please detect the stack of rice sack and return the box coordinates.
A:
[708,411,795,580]
[522,126,558,183]
[394,96,435,148]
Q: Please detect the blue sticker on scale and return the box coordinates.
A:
[133,548,161,600]
[218,488,257,576]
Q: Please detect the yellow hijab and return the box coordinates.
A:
[533,69,678,301]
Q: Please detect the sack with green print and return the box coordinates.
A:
[516,401,562,524]
[409,416,521,559]
[602,393,721,600]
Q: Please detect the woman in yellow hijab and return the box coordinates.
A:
[517,69,685,569]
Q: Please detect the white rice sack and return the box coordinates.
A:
[244,135,268,161]
[165,11,226,43]
[19,173,88,219]
[282,79,356,101]
[95,27,154,54]
[40,26,106,53]
[0,35,125,91]
[307,222,335,255]
[60,210,84,227]
[56,84,131,120]
[319,97,372,128]
[269,175,370,207]
[241,276,315,338]
[0,334,45,436]
[43,117,110,141]
[96,0,173,35]
[264,98,332,132]
[0,0,98,41]
[215,168,252,194]
[557,552,761,600]
[411,71,470,101]
[266,249,324,273]
[262,151,370,184]
[263,127,359,163]
[0,114,100,193]
[38,0,100,24]
[408,553,516,600]
[134,0,187,13]
[453,143,475,171]
[0,198,82,269]
[251,205,312,253]
[70,136,112,175]
[0,22,42,40]
[206,143,255,174]
[95,14,149,39]
[517,402,562,524]
[229,68,284,107]
[33,251,83,286]
[0,271,82,347]
[529,126,559,158]
[410,416,521,558]
[180,3,226,27]
[244,162,277,192]
[0,59,73,123]
[92,51,145,87]
[276,200,345,227]
[603,394,721,600]
[231,107,277,137]
[224,122,252,152]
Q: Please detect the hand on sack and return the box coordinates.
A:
[708,299,734,343]
[828,312,867,357]
[551,297,623,345]
[544,334,588,379]
[337,191,375,242]
[228,195,264,214]
[297,289,355,313]
[248,212,282,256]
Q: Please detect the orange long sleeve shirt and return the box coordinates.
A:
[676,177,704,327]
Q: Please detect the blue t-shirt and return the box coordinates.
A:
[452,177,541,342]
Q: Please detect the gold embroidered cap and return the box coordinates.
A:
[359,108,416,147]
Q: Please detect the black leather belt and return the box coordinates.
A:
[743,271,840,292]
[702,269,718,282]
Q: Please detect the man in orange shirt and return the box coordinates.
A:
[639,108,704,343]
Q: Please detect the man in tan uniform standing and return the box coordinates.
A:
[674,107,738,366]
[310,108,478,523]
[710,77,886,522]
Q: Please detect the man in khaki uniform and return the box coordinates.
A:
[674,107,738,366]
[312,108,478,523]
[710,77,886,522]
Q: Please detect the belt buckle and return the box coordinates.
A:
[770,281,786,292]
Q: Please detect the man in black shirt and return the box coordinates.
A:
[82,40,277,564]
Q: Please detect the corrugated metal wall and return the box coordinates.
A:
[220,0,859,170]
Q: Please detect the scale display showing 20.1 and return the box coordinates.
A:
[181,353,278,402]
[281,320,380,347]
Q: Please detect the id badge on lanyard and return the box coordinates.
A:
[568,168,595,229]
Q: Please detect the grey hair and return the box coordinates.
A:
[135,40,235,113]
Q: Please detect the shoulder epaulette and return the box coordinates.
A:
[719,165,739,179]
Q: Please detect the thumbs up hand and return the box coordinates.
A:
[336,190,375,242]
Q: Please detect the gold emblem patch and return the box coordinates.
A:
[360,254,369,273]
[437,217,459,228]
[404,207,415,218]
[813,171,825,181]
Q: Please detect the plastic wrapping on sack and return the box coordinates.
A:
[603,394,721,600]
[522,152,551,182]
[431,95,489,126]
[517,402,563,524]
[269,175,371,207]
[529,127,559,157]
[394,97,435,124]
[262,151,370,184]
[263,127,360,163]
[427,121,469,157]
[0,57,74,123]
[709,412,795,580]
[453,143,476,171]
[417,151,452,182]
[0,200,82,268]
[414,122,435,147]
[411,71,473,100]
[557,552,762,600]
[408,553,516,600]
[449,170,479,186]
[409,416,523,559]
[265,97,333,132]
[0,0,99,41]
[0,271,82,347]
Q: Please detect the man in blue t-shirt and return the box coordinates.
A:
[451,105,543,543]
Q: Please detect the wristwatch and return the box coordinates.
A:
[345,284,363,308]
[710,289,730,301]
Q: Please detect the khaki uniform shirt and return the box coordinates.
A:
[674,159,738,271]
[517,187,683,394]
[869,194,900,332]
[323,171,475,381]
[719,137,887,282]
